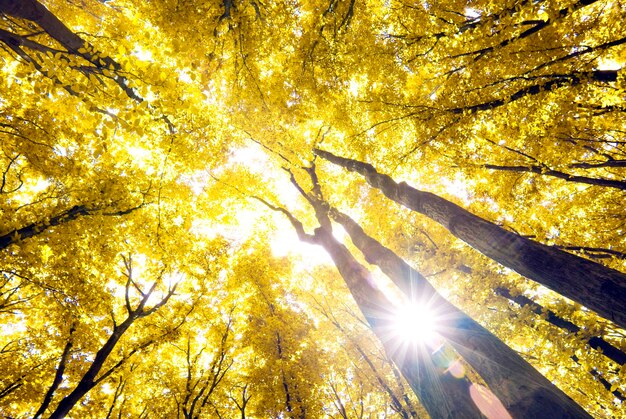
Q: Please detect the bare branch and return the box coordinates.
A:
[33,322,77,418]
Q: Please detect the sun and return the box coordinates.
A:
[392,302,439,345]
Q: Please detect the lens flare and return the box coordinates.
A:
[470,384,513,419]
[392,302,439,345]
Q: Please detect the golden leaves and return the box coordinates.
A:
[0,0,625,416]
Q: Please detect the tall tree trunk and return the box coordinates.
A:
[314,148,626,329]
[329,208,591,418]
[260,196,482,418]
[313,226,482,418]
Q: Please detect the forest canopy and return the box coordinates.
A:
[0,0,625,417]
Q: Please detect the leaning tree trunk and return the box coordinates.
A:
[259,195,482,417]
[314,148,626,329]
[329,208,591,418]
[308,226,482,418]
[0,0,146,103]
[0,0,86,51]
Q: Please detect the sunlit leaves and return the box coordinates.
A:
[0,0,624,416]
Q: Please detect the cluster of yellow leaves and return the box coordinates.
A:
[1,0,625,416]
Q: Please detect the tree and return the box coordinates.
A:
[46,255,179,419]
[256,187,484,418]
[257,164,590,417]
[1,0,625,417]
[326,203,590,417]
[315,148,626,329]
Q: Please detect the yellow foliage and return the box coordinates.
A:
[0,0,624,417]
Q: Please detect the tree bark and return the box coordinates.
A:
[48,272,176,418]
[0,0,144,103]
[452,0,600,61]
[329,208,591,418]
[259,193,482,418]
[0,0,84,51]
[570,159,626,169]
[314,226,483,418]
[47,316,136,419]
[447,71,617,114]
[0,206,88,250]
[33,324,76,418]
[315,148,626,329]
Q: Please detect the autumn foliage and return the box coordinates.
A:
[0,0,625,417]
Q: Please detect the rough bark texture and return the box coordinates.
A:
[314,227,482,418]
[315,148,626,329]
[263,183,482,417]
[330,208,591,418]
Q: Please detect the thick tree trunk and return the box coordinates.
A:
[330,208,591,418]
[262,189,482,417]
[313,227,482,418]
[0,0,86,52]
[0,0,144,102]
[314,148,626,329]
